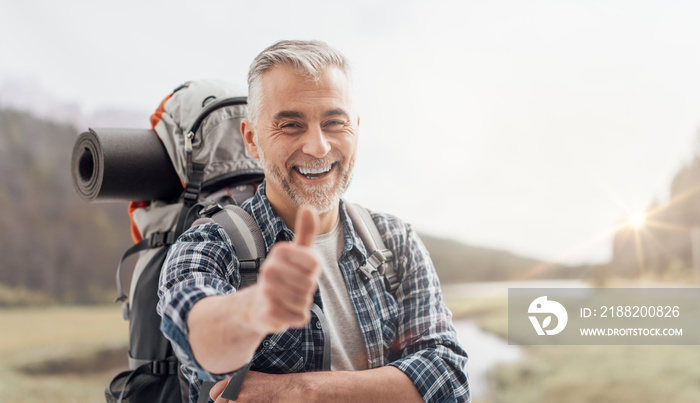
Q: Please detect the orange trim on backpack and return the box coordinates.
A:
[128,201,149,243]
[150,92,175,130]
[127,92,174,245]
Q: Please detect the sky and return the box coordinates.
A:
[3,0,700,265]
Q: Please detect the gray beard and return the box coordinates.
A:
[258,144,355,214]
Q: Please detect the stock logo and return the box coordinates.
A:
[528,296,568,336]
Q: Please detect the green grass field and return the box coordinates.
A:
[3,299,700,402]
[0,305,128,402]
[444,294,700,403]
[491,344,700,403]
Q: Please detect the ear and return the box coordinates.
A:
[240,118,259,158]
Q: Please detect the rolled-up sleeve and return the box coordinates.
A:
[157,222,243,381]
[384,222,470,402]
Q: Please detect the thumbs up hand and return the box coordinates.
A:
[250,206,321,334]
[293,205,320,248]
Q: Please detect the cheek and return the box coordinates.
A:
[275,147,298,171]
[261,137,293,161]
[338,136,358,159]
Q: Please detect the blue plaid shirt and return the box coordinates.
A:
[158,181,470,402]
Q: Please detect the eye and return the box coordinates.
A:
[280,122,304,133]
[324,120,346,130]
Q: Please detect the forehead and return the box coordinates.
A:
[259,65,354,117]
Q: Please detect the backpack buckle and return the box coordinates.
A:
[239,258,262,271]
[151,359,178,375]
[121,302,130,321]
[199,202,224,218]
[358,250,393,283]
[182,188,199,205]
[149,232,175,248]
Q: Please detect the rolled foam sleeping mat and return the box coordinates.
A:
[71,128,183,201]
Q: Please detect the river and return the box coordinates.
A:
[452,318,521,399]
[447,280,590,399]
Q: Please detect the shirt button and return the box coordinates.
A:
[263,340,271,347]
[315,320,322,329]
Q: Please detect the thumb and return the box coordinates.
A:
[293,205,320,247]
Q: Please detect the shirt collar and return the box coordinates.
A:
[243,180,294,252]
[243,180,369,260]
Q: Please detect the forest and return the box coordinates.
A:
[612,147,700,281]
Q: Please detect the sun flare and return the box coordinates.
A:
[628,212,646,230]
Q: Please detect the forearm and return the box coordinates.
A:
[304,367,422,403]
[162,221,322,379]
[188,287,266,374]
[227,367,422,403]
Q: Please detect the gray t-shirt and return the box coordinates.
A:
[313,219,369,371]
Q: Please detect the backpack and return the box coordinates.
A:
[104,79,264,403]
[104,79,400,403]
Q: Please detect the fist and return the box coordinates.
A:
[251,206,321,333]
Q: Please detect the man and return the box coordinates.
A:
[158,40,469,403]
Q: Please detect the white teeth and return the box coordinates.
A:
[299,165,332,175]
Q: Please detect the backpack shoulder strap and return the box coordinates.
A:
[194,203,263,400]
[115,230,177,320]
[345,203,399,294]
[202,202,399,294]
[199,204,266,288]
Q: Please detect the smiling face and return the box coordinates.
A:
[241,65,359,223]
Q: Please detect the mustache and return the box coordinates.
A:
[288,155,342,170]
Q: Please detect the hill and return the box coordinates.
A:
[0,108,132,303]
[0,107,578,303]
[420,233,589,283]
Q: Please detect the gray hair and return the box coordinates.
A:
[246,40,352,127]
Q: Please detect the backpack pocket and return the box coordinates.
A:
[105,358,182,403]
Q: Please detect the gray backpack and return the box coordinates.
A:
[105,79,398,403]
[106,79,263,403]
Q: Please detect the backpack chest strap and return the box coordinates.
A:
[345,203,399,293]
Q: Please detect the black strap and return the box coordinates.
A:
[115,239,150,305]
[186,97,247,137]
[174,162,206,237]
[220,362,252,401]
[127,356,179,374]
[116,358,179,403]
[115,231,176,320]
[198,381,216,403]
[311,304,332,371]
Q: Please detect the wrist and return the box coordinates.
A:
[291,372,319,402]
[231,286,272,337]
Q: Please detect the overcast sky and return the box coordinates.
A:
[3,0,700,265]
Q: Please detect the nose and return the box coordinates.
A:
[301,125,331,158]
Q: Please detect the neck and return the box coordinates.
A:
[265,189,340,235]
